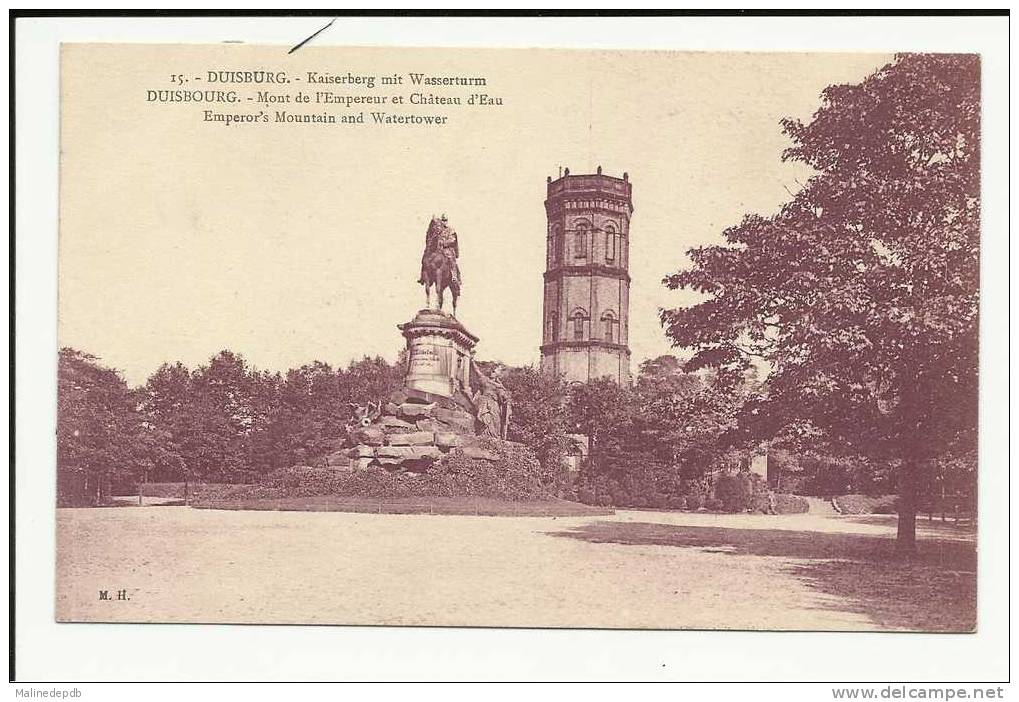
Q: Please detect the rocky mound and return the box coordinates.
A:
[331,386,506,474]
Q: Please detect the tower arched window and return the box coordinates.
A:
[571,308,588,340]
[574,221,589,259]
[601,311,617,343]
[547,311,559,341]
[605,224,617,263]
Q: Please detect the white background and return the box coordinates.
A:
[11,13,1012,686]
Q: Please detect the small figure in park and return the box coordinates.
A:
[418,214,462,314]
[471,361,512,439]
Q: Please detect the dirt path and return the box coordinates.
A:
[56,506,975,631]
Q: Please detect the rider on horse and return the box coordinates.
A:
[418,214,461,288]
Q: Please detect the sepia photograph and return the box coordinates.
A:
[11,10,1010,688]
[53,42,980,633]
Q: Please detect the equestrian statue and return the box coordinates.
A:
[418,214,462,314]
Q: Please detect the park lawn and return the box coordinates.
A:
[192,494,613,517]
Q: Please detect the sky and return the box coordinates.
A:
[59,44,890,386]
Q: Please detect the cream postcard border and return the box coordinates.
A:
[13,14,1011,682]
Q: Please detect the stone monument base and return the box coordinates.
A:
[329,386,518,472]
[328,307,516,474]
[398,309,478,399]
[329,385,477,471]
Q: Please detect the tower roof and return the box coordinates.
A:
[545,168,632,211]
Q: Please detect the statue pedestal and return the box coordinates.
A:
[333,308,520,475]
[398,309,478,399]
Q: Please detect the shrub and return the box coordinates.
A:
[608,484,629,507]
[833,494,869,514]
[236,466,347,497]
[651,493,669,510]
[681,477,713,498]
[577,486,596,505]
[713,474,741,511]
[667,495,687,510]
[748,491,772,514]
[631,488,655,509]
[714,471,766,513]
[713,474,746,512]
[423,440,549,500]
[834,494,897,515]
[773,493,810,514]
[704,498,724,512]
[686,493,706,511]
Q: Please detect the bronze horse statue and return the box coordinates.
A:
[418,215,462,314]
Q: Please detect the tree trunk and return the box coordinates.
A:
[896,457,919,556]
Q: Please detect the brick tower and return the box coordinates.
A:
[540,167,632,384]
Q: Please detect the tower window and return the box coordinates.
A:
[570,308,589,341]
[605,226,617,262]
[574,222,589,259]
[601,311,617,343]
[548,311,559,341]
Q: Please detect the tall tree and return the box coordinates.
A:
[339,355,402,408]
[57,348,152,505]
[141,361,201,485]
[261,361,343,469]
[500,365,572,486]
[143,351,260,484]
[661,54,979,554]
[634,358,753,477]
[190,351,258,481]
[242,368,283,473]
[567,378,639,475]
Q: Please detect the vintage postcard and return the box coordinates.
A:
[56,43,979,632]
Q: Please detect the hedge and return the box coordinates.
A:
[772,493,810,514]
[198,437,557,503]
[833,494,897,515]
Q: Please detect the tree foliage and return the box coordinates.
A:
[59,348,405,497]
[660,53,980,553]
[634,356,760,475]
[498,365,572,489]
[57,348,155,505]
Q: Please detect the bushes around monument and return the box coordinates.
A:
[214,450,814,514]
[200,436,559,503]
